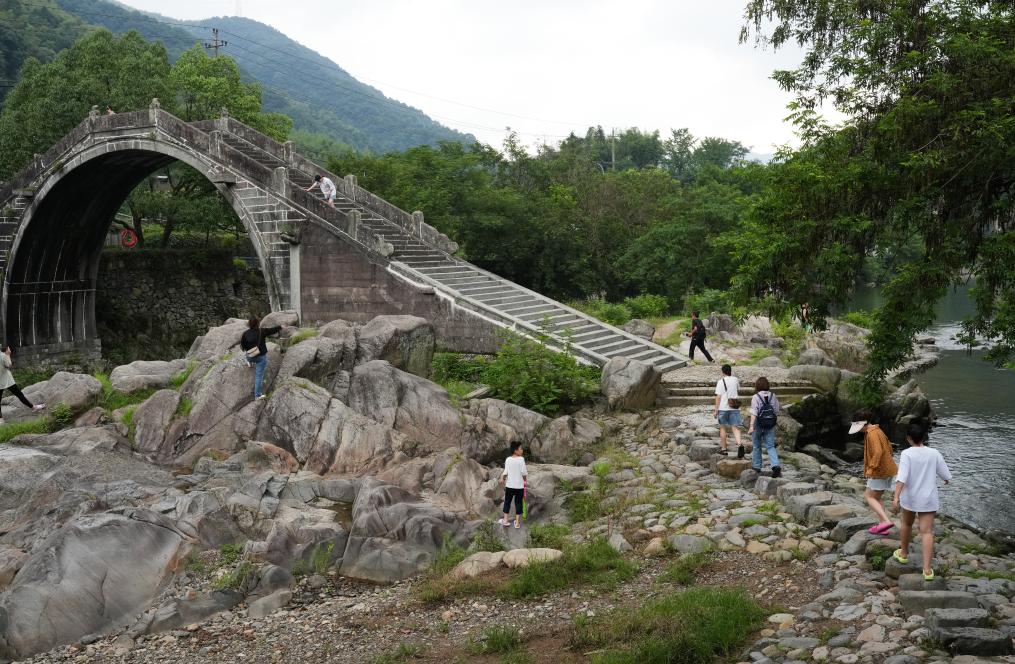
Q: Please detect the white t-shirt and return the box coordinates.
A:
[897,446,952,513]
[502,455,527,489]
[319,177,336,197]
[715,376,740,411]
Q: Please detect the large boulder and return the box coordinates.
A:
[434,451,490,514]
[275,336,354,393]
[601,357,660,410]
[10,372,102,415]
[795,348,837,368]
[187,319,248,362]
[461,398,548,464]
[347,361,465,455]
[0,510,191,661]
[787,364,842,394]
[261,310,300,329]
[109,359,188,394]
[531,416,602,464]
[132,389,182,460]
[621,319,655,340]
[881,381,934,446]
[303,400,406,476]
[339,479,469,582]
[257,380,332,462]
[355,315,435,378]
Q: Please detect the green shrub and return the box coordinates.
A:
[660,551,712,585]
[431,535,468,577]
[569,297,633,325]
[527,523,571,549]
[373,642,426,664]
[177,397,194,416]
[623,294,669,319]
[469,626,522,655]
[431,352,486,383]
[744,348,773,365]
[50,402,74,429]
[289,328,319,345]
[12,367,55,387]
[312,541,334,574]
[482,330,598,415]
[218,543,244,565]
[503,537,637,599]
[0,418,52,443]
[683,289,734,316]
[840,309,876,329]
[213,561,254,590]
[470,521,505,553]
[570,587,767,664]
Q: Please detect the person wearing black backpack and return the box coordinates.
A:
[747,376,782,477]
[686,310,714,363]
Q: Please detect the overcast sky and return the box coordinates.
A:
[117,0,806,153]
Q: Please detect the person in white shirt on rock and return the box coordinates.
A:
[499,442,527,529]
[713,364,744,458]
[305,173,337,208]
[891,421,952,581]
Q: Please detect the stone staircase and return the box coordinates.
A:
[659,379,822,407]
[207,120,689,374]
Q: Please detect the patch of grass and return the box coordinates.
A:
[169,362,196,389]
[432,352,486,384]
[50,402,74,429]
[569,587,767,664]
[443,379,477,407]
[93,372,155,412]
[790,546,811,562]
[659,551,712,586]
[681,496,707,516]
[312,541,335,575]
[743,348,773,365]
[756,501,779,515]
[469,626,523,655]
[471,521,506,553]
[771,320,806,364]
[184,553,208,576]
[819,626,842,643]
[527,523,571,549]
[963,569,1015,581]
[373,642,426,663]
[12,367,55,387]
[289,328,319,345]
[737,518,768,528]
[213,561,254,590]
[503,537,637,599]
[958,542,1002,556]
[840,309,876,329]
[177,396,194,417]
[866,544,893,571]
[218,543,244,565]
[0,418,52,443]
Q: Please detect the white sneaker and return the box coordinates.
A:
[498,518,509,527]
[32,404,45,411]
[514,521,521,529]
[256,394,267,400]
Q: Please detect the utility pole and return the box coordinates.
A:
[203,28,228,57]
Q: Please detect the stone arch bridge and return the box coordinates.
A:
[0,102,686,372]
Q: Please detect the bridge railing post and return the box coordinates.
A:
[343,174,358,200]
[208,130,223,158]
[349,210,361,240]
[412,210,424,239]
[271,167,289,197]
[282,141,295,165]
[215,107,230,132]
[148,98,162,126]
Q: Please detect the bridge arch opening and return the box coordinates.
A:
[3,144,279,365]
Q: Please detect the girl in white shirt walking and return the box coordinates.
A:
[499,442,527,529]
[891,421,952,581]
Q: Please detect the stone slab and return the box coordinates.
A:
[754,476,790,497]
[776,482,821,501]
[935,627,1014,656]
[900,590,980,616]
[925,608,990,631]
[830,515,879,543]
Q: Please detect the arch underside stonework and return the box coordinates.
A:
[0,131,296,365]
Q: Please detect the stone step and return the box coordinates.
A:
[899,590,979,616]
[658,394,814,407]
[932,627,1014,657]
[472,293,534,306]
[516,308,566,322]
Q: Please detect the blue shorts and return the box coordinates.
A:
[866,477,895,491]
[717,410,742,426]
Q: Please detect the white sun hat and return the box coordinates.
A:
[848,420,867,435]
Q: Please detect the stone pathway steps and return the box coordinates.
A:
[659,379,822,407]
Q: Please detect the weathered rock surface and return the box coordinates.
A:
[620,318,655,340]
[110,359,188,393]
[355,315,435,378]
[601,357,660,410]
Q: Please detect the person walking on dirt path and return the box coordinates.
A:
[687,310,713,363]
[850,408,898,536]
[747,376,781,477]
[0,346,45,425]
[891,421,952,581]
[239,316,282,400]
[499,441,528,529]
[714,364,744,458]
[305,174,337,208]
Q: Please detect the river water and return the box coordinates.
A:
[845,284,1015,535]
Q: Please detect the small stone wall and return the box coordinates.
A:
[95,248,269,363]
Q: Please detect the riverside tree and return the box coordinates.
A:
[736,0,1015,389]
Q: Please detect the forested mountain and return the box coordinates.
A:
[0,0,472,152]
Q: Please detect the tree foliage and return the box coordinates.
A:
[737,0,1015,381]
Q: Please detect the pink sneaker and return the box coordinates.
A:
[32,404,45,411]
[868,522,893,535]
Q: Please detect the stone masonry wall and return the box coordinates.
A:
[298,224,502,354]
[95,248,269,363]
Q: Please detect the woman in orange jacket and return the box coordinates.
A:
[850,408,898,535]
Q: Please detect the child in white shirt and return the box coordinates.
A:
[499,442,527,529]
[891,421,952,581]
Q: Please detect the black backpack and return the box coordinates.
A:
[757,394,778,430]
